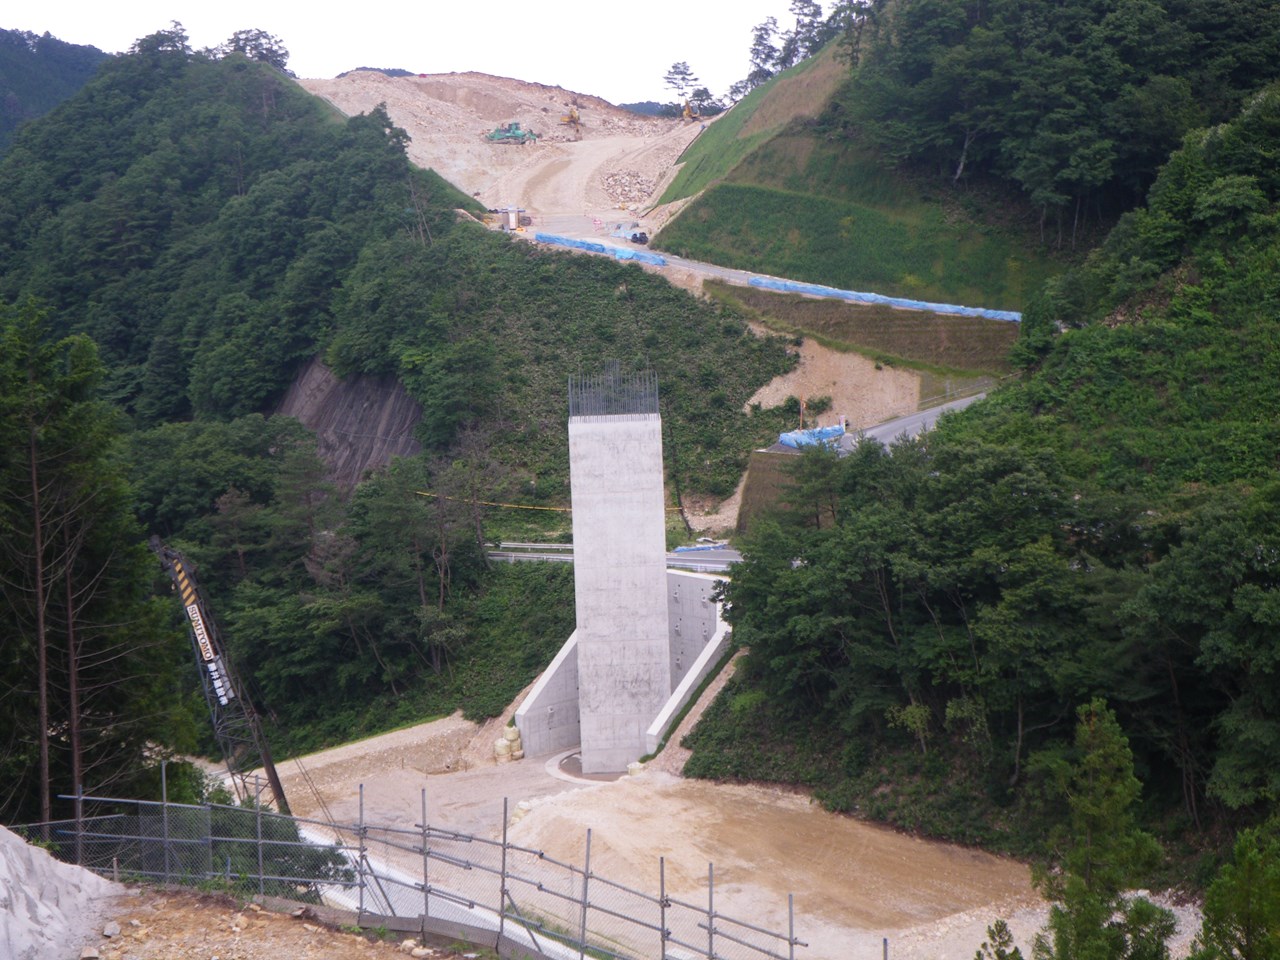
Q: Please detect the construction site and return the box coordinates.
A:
[4,71,1203,960]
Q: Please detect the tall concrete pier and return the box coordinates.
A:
[568,370,671,773]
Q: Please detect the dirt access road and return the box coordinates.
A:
[274,708,1044,960]
[298,69,924,532]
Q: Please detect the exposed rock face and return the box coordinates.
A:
[277,356,422,488]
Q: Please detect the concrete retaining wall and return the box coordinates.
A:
[517,571,730,761]
[514,630,581,758]
[666,571,720,691]
[647,575,730,755]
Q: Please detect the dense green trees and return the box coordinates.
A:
[215,30,290,73]
[687,81,1280,861]
[1030,700,1171,960]
[0,29,109,154]
[840,0,1280,241]
[0,34,460,424]
[1191,825,1280,960]
[0,300,192,824]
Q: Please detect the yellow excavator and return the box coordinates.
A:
[682,99,701,122]
[560,103,583,139]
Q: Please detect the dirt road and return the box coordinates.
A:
[267,707,1047,960]
[297,69,927,527]
[487,125,701,223]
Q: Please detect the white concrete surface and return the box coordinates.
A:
[514,630,581,757]
[665,571,722,691]
[646,577,731,756]
[569,412,671,773]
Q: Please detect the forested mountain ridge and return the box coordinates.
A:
[687,79,1280,874]
[657,0,1280,313]
[841,0,1280,232]
[0,28,110,154]
[0,26,796,824]
[0,27,465,426]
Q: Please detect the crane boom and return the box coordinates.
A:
[151,538,290,814]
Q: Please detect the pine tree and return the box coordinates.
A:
[663,61,699,99]
[1031,699,1173,960]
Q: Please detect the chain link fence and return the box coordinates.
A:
[21,787,806,960]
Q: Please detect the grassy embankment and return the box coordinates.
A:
[655,45,1066,315]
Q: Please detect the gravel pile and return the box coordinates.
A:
[0,825,123,960]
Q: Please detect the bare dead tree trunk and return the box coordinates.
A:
[1009,695,1025,788]
[65,550,81,798]
[29,424,51,827]
[953,128,976,184]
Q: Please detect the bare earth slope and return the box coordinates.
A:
[293,70,924,509]
[278,356,422,489]
[298,70,698,220]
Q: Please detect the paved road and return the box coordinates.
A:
[846,393,984,449]
[521,222,814,302]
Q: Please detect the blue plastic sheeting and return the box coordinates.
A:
[748,276,1022,323]
[613,247,668,266]
[534,233,667,266]
[778,424,846,448]
[672,544,725,553]
[535,233,608,254]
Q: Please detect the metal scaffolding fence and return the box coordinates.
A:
[21,787,806,960]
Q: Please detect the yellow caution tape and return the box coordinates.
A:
[416,491,571,512]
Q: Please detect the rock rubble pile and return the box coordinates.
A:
[602,170,657,206]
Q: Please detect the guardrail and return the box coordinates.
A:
[21,787,805,960]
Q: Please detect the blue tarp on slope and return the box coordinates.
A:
[531,232,1012,317]
[613,247,668,266]
[778,424,846,448]
[748,276,1022,323]
[534,233,667,266]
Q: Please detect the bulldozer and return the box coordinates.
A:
[485,121,539,145]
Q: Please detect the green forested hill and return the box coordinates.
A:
[686,81,1280,873]
[0,28,109,154]
[655,42,1060,310]
[0,27,794,823]
[657,0,1280,314]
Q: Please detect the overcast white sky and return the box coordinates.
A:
[10,1,799,104]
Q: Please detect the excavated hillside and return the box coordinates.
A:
[298,70,691,212]
[283,70,926,496]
